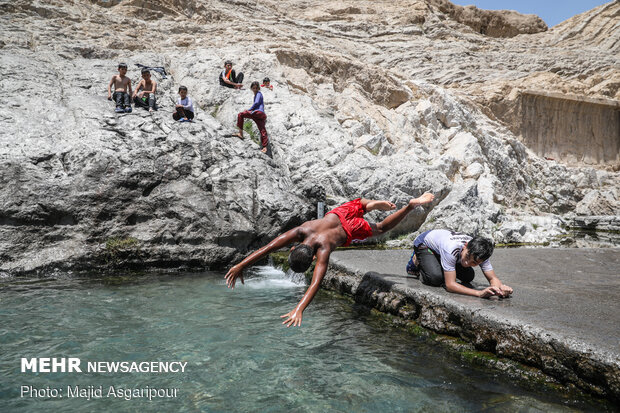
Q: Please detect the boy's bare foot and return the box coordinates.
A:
[374,201,397,211]
[261,147,267,153]
[409,192,435,208]
[236,132,244,140]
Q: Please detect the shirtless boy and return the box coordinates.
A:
[132,68,157,112]
[225,192,435,327]
[107,63,133,113]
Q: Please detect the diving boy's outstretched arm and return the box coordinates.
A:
[225,227,304,289]
[280,247,330,327]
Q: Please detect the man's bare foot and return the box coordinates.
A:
[261,147,267,153]
[236,132,244,140]
[409,192,435,208]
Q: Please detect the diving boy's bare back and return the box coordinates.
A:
[225,193,434,327]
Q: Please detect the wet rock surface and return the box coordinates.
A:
[322,248,620,402]
[0,0,619,275]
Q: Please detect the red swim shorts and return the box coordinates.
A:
[327,198,374,247]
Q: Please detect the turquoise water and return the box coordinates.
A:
[0,267,609,412]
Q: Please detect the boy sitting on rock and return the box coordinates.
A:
[226,193,435,327]
[132,68,157,112]
[407,229,513,298]
[261,77,273,90]
[107,63,133,113]
[173,86,194,122]
[219,60,244,89]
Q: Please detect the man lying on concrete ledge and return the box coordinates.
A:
[406,229,513,299]
[225,193,435,327]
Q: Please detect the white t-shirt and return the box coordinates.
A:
[415,229,493,272]
[177,97,194,113]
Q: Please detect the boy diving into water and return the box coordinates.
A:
[225,193,435,327]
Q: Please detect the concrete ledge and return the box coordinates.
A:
[322,248,620,402]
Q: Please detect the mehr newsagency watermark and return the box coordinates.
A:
[19,358,185,401]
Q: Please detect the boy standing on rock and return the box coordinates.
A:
[226,193,435,327]
[406,229,513,298]
[107,63,133,113]
[236,81,269,153]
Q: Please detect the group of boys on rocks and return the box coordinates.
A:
[108,61,272,150]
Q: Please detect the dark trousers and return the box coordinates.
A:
[113,91,130,108]
[219,71,244,88]
[173,107,194,120]
[237,110,268,147]
[133,94,156,110]
[415,246,475,287]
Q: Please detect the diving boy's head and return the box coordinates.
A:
[288,244,314,273]
[460,236,494,267]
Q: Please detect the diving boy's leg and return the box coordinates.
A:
[370,192,435,235]
[409,192,435,208]
[362,199,396,211]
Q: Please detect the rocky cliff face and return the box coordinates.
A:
[0,0,618,275]
[429,0,548,37]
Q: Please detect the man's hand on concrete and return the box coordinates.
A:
[478,286,503,298]
[500,284,513,297]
